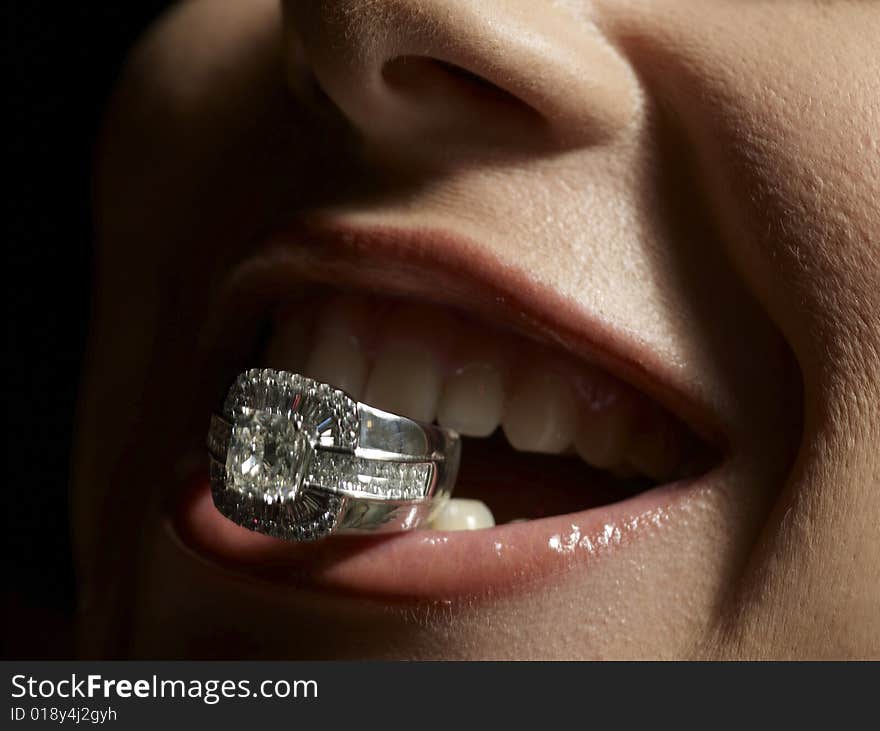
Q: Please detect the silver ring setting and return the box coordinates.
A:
[207,368,460,541]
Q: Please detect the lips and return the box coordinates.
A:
[175,218,727,601]
[178,473,701,599]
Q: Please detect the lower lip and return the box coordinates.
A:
[173,473,702,601]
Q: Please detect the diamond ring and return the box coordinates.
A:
[206,368,460,541]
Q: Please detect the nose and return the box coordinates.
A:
[282,0,640,160]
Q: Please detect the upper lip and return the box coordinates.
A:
[202,216,728,451]
[178,216,729,601]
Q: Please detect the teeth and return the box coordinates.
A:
[365,342,443,422]
[429,499,496,531]
[268,296,695,483]
[265,312,311,373]
[502,368,578,453]
[573,396,635,470]
[304,331,368,400]
[627,415,681,482]
[302,297,369,399]
[437,361,505,437]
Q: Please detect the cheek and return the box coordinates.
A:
[610,0,880,386]
[609,3,880,651]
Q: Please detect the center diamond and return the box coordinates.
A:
[226,410,313,503]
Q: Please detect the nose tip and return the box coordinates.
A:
[283,0,640,159]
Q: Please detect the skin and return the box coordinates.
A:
[76,0,880,658]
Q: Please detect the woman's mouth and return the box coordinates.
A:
[174,219,726,602]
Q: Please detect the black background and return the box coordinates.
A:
[6,2,170,658]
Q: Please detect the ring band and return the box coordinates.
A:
[207,368,460,541]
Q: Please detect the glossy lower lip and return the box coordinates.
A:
[174,471,708,601]
[182,216,726,601]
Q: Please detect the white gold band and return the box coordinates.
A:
[207,368,460,541]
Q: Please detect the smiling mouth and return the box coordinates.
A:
[258,290,708,528]
[176,219,725,600]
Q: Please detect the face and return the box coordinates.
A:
[77,0,880,658]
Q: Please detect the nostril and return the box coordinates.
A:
[284,0,639,156]
[382,55,544,125]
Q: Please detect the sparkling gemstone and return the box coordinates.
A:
[225,410,313,502]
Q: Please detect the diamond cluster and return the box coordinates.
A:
[216,369,360,539]
[213,369,435,540]
[210,462,343,541]
[223,368,358,449]
[310,452,432,501]
[225,411,311,502]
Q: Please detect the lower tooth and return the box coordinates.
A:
[429,499,496,531]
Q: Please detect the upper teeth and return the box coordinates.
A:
[265,294,689,494]
[503,368,579,453]
[365,341,444,423]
